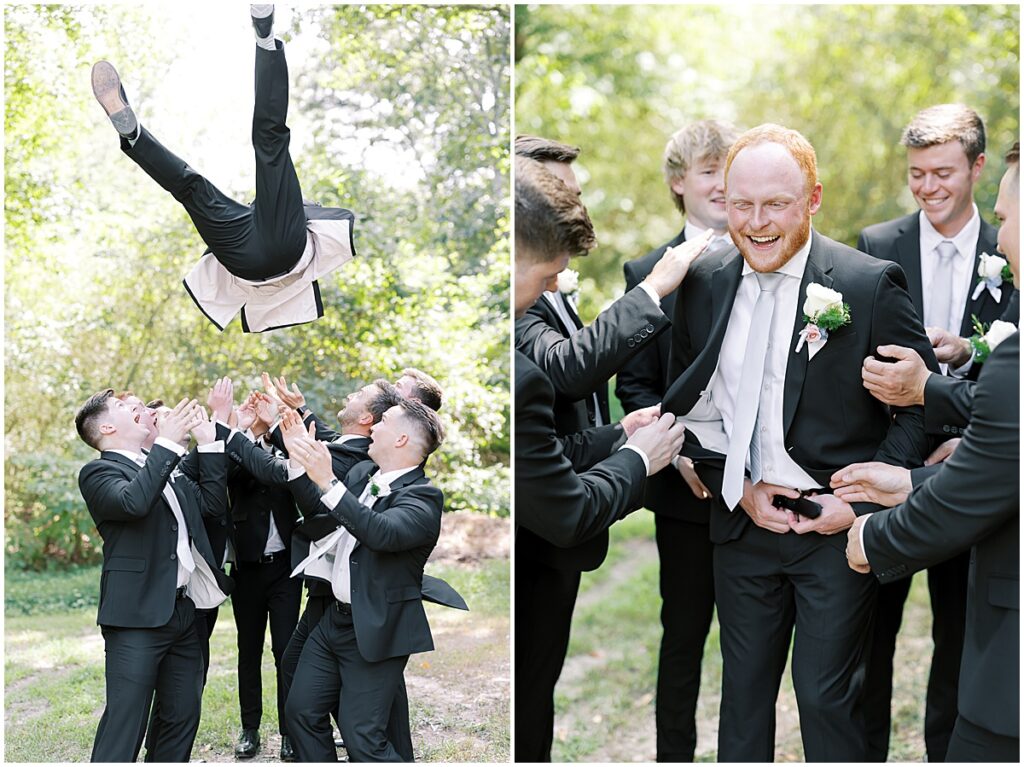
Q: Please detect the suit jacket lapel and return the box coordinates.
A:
[560,292,584,331]
[959,220,1000,336]
[896,218,924,317]
[783,235,834,436]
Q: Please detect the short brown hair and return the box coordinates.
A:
[368,380,403,423]
[725,124,818,197]
[515,156,596,263]
[663,120,739,214]
[396,398,446,457]
[901,104,986,165]
[75,389,115,450]
[399,368,443,412]
[515,135,580,164]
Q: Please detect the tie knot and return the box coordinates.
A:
[936,241,958,261]
[755,271,784,291]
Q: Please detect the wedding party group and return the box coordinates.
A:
[514,106,1019,763]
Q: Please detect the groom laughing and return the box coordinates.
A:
[662,124,938,761]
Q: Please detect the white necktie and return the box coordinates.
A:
[931,240,959,332]
[722,272,782,509]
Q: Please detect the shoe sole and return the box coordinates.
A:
[251,4,274,38]
[91,61,137,136]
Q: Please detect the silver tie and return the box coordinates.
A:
[930,240,959,332]
[722,272,782,509]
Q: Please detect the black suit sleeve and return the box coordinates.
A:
[923,373,974,437]
[868,264,939,469]
[192,445,228,520]
[327,483,443,553]
[515,286,668,400]
[863,334,1019,582]
[615,261,666,411]
[226,431,291,486]
[856,229,871,254]
[79,443,181,523]
[515,356,647,548]
[305,408,341,443]
[560,424,626,472]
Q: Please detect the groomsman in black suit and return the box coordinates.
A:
[282,400,448,762]
[842,141,1019,762]
[617,119,737,762]
[513,154,688,762]
[855,104,1010,762]
[75,392,232,762]
[662,124,937,761]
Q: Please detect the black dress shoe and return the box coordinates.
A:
[251,5,274,39]
[279,734,296,762]
[90,61,137,138]
[234,729,261,759]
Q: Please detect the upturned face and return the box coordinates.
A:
[103,396,150,446]
[726,142,821,273]
[994,166,1020,288]
[907,141,984,237]
[337,383,378,427]
[673,154,728,233]
[367,405,407,464]
[122,395,158,440]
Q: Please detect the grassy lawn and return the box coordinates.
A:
[552,511,932,762]
[5,558,509,762]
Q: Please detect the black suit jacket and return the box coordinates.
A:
[863,332,1019,738]
[664,232,938,543]
[79,443,233,628]
[296,460,443,663]
[618,228,712,524]
[857,212,1007,338]
[514,351,647,549]
[516,288,667,571]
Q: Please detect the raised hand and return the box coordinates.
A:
[861,344,930,407]
[620,404,661,436]
[158,398,203,445]
[190,406,217,446]
[270,373,306,410]
[285,423,335,491]
[206,376,234,424]
[642,228,714,299]
[830,461,912,507]
[253,391,277,429]
[235,397,258,432]
[624,413,686,475]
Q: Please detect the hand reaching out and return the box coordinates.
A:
[620,404,661,436]
[190,406,216,446]
[642,228,714,299]
[861,345,930,407]
[158,398,203,445]
[284,421,335,491]
[267,372,306,410]
[624,413,686,475]
[206,376,234,424]
[830,462,912,507]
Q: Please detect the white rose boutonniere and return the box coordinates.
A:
[795,282,852,358]
[971,253,1013,303]
[369,477,392,500]
[556,268,580,298]
[968,317,1017,363]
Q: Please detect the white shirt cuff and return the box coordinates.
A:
[637,281,662,309]
[319,481,347,509]
[197,440,224,453]
[287,463,307,481]
[154,437,186,456]
[858,512,873,566]
[618,444,651,475]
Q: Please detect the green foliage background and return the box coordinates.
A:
[5,5,511,569]
[516,4,1020,320]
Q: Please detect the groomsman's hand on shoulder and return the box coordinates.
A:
[642,228,714,299]
[830,462,912,507]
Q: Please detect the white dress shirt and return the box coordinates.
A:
[919,205,980,335]
[711,233,818,492]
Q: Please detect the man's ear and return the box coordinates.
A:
[395,433,409,449]
[358,412,373,426]
[99,422,116,436]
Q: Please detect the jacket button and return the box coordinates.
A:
[170,554,177,561]
[627,338,635,348]
[171,524,178,532]
[646,323,655,332]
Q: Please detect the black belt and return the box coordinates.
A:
[334,600,352,615]
[175,586,188,600]
[258,551,285,564]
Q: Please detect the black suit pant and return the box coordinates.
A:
[121,42,306,281]
[281,588,413,759]
[92,597,204,763]
[514,558,581,762]
[231,556,302,734]
[863,550,967,762]
[945,715,1020,762]
[654,515,715,762]
[285,604,409,762]
[714,524,876,762]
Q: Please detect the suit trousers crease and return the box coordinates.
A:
[714,524,876,762]
[654,515,715,762]
[92,597,204,763]
[285,606,409,762]
[514,559,582,762]
[231,556,302,734]
[120,43,306,281]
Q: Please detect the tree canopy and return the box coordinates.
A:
[5,5,510,568]
[516,4,1019,319]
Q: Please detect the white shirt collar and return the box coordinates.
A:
[741,228,813,280]
[333,433,367,444]
[684,221,732,248]
[371,465,420,486]
[918,204,980,260]
[109,448,146,465]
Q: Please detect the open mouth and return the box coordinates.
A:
[748,234,780,249]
